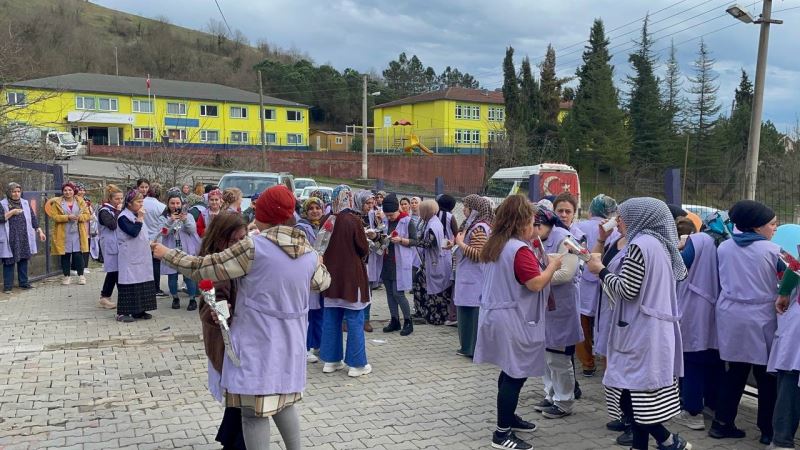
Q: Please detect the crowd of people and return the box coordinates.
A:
[2,176,798,450]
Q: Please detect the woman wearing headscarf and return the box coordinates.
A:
[409,196,422,229]
[412,199,453,326]
[531,205,582,420]
[46,182,91,286]
[452,194,493,357]
[586,197,690,450]
[769,269,800,450]
[710,200,780,445]
[115,190,157,323]
[574,194,618,377]
[436,194,460,325]
[161,190,201,311]
[473,195,561,450]
[75,182,96,275]
[1,182,45,294]
[354,189,379,333]
[197,189,223,237]
[319,185,373,377]
[296,195,326,362]
[97,184,124,309]
[381,194,416,336]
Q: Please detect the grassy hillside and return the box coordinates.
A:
[0,0,300,92]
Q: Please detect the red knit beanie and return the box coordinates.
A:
[255,185,296,224]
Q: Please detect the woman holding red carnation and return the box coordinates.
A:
[380,194,416,336]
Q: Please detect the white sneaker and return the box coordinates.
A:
[70,270,78,276]
[78,276,87,285]
[62,276,71,285]
[348,364,372,377]
[98,297,116,309]
[84,269,91,274]
[674,410,705,430]
[767,444,794,450]
[322,361,345,373]
[444,320,458,327]
[307,350,318,363]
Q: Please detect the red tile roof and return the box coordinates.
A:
[375,87,504,108]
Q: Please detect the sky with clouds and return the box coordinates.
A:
[95,0,800,132]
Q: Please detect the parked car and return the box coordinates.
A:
[299,186,332,204]
[293,178,318,197]
[218,171,294,210]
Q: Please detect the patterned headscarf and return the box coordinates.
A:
[459,194,494,233]
[331,185,354,214]
[124,189,141,206]
[589,194,618,219]
[302,197,324,216]
[207,188,223,200]
[619,197,687,281]
[353,190,373,214]
[534,204,568,230]
[6,182,21,199]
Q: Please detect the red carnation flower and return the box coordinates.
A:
[391,231,399,238]
[198,279,214,291]
[161,227,169,236]
[532,239,541,249]
[323,221,334,232]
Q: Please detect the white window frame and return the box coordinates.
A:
[167,129,188,141]
[287,133,302,145]
[76,96,96,110]
[455,129,480,145]
[230,131,249,144]
[335,136,343,145]
[488,130,506,142]
[200,104,219,117]
[133,127,154,140]
[230,106,248,119]
[6,92,26,106]
[132,99,153,113]
[200,129,220,143]
[262,108,276,120]
[488,107,505,122]
[455,104,480,120]
[263,132,276,144]
[286,110,302,122]
[167,102,188,116]
[97,97,118,112]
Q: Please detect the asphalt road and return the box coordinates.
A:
[59,156,225,181]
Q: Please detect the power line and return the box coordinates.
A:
[212,0,233,35]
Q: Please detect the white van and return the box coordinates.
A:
[8,126,79,160]
[486,163,581,206]
[218,171,295,210]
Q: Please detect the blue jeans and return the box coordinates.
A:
[681,349,725,415]
[3,259,29,290]
[364,303,371,321]
[307,295,324,350]
[167,274,196,297]
[320,307,367,368]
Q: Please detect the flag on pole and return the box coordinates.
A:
[146,74,151,93]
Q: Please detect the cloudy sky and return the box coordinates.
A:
[95,0,800,132]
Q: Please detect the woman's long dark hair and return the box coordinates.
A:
[480,195,534,263]
[199,211,247,256]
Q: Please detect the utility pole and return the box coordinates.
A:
[743,0,779,200]
[258,70,268,172]
[114,46,119,76]
[361,75,368,180]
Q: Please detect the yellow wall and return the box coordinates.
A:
[2,87,310,148]
[373,99,505,153]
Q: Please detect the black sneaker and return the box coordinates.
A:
[582,368,597,377]
[616,429,633,446]
[382,317,401,333]
[758,434,772,445]
[708,421,746,439]
[574,385,582,400]
[156,290,169,297]
[533,399,553,412]
[541,405,571,419]
[510,415,537,433]
[133,312,152,320]
[187,299,197,311]
[116,314,135,323]
[399,319,414,336]
[657,433,692,450]
[171,298,180,309]
[2,289,11,295]
[492,430,533,450]
[20,284,32,290]
[606,418,626,432]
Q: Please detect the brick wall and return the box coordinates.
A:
[89,145,486,194]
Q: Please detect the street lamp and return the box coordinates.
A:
[726,2,783,199]
[361,79,381,180]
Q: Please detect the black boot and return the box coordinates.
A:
[171,297,180,309]
[187,299,197,311]
[382,317,401,333]
[400,319,414,336]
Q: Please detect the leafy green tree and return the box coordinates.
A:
[437,66,480,89]
[663,40,685,132]
[519,56,540,138]
[539,44,562,132]
[502,47,522,133]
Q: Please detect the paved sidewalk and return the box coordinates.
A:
[0,270,781,449]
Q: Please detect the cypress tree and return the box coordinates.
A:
[687,39,721,172]
[519,56,540,138]
[502,47,521,132]
[539,44,561,132]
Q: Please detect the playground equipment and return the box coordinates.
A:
[394,120,433,155]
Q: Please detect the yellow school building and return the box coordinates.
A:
[3,73,310,150]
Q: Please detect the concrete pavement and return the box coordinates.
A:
[0,269,780,449]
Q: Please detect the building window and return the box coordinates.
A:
[133,128,154,140]
[263,132,276,144]
[231,131,249,143]
[200,105,219,117]
[335,136,343,145]
[97,97,118,111]
[200,130,219,142]
[132,99,153,113]
[287,133,302,145]
[230,106,248,119]
[455,104,480,120]
[455,129,480,144]
[168,129,187,141]
[286,110,302,122]
[488,130,506,142]
[6,92,26,105]
[76,96,96,110]
[488,107,505,122]
[167,102,187,115]
[262,108,276,120]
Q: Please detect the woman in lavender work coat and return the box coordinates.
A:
[115,190,157,323]
[414,200,453,325]
[586,197,690,450]
[711,200,781,445]
[473,195,561,450]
